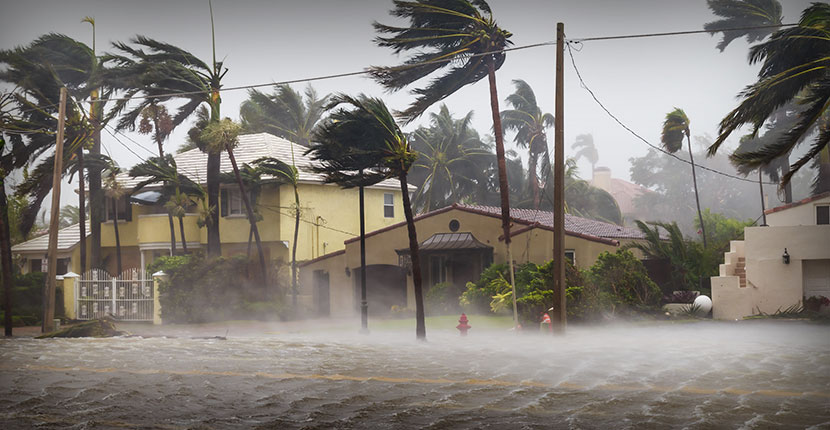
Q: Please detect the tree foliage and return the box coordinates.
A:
[240,84,329,146]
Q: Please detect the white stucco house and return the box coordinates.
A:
[711,192,830,320]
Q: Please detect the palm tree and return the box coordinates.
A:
[309,94,423,339]
[572,134,599,174]
[102,160,127,275]
[240,84,330,146]
[661,108,707,248]
[409,104,491,212]
[105,28,228,257]
[129,154,200,254]
[201,118,267,283]
[58,205,81,228]
[370,0,520,330]
[708,3,830,194]
[219,164,263,258]
[137,102,178,253]
[252,157,300,307]
[704,0,782,52]
[501,79,554,209]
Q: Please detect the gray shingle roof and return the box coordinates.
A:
[12,223,89,254]
[120,132,411,191]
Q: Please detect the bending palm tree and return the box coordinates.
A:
[409,104,491,212]
[662,108,707,248]
[309,94,423,339]
[707,3,830,194]
[252,157,300,307]
[201,118,267,283]
[704,0,782,52]
[137,102,178,253]
[370,0,520,330]
[572,134,599,174]
[103,160,127,275]
[240,84,329,146]
[501,79,554,209]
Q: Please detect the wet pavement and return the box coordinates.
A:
[2,320,829,429]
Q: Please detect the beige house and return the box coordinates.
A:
[711,192,830,320]
[299,204,653,318]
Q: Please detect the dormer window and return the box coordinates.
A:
[818,205,829,225]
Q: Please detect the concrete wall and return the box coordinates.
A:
[766,195,830,226]
[298,251,352,318]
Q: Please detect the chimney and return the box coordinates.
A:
[592,166,612,192]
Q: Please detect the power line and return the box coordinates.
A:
[258,203,357,237]
[568,23,797,43]
[565,41,776,186]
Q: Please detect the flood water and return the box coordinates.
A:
[1,320,829,429]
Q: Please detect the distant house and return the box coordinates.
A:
[299,204,655,318]
[711,192,830,319]
[589,167,651,223]
[12,133,411,276]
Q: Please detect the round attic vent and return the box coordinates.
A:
[449,219,460,232]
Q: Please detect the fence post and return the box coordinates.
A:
[62,272,79,320]
[152,271,166,325]
[111,277,117,317]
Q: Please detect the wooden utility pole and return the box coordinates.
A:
[43,87,67,333]
[553,23,566,333]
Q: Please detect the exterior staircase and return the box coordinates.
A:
[734,257,746,288]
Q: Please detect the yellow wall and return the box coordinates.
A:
[298,252,352,318]
[137,214,202,246]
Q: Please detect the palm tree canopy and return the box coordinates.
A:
[103,35,226,136]
[128,154,201,197]
[501,79,554,152]
[369,0,513,123]
[240,84,329,146]
[201,118,241,153]
[409,104,492,211]
[709,3,830,186]
[252,157,299,187]
[308,93,415,188]
[661,108,691,153]
[704,0,783,52]
[571,134,598,167]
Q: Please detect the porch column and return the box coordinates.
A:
[152,271,166,325]
[62,272,80,320]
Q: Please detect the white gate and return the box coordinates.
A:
[76,268,154,321]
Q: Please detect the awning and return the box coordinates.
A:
[396,232,491,254]
[131,190,163,205]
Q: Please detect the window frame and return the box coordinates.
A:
[817,204,829,225]
[383,193,394,218]
[104,196,130,222]
[564,249,576,266]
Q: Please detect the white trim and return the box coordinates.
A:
[138,242,201,251]
[137,213,198,219]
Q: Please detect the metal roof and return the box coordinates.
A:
[397,232,491,254]
[12,223,89,254]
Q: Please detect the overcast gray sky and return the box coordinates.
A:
[1,0,813,209]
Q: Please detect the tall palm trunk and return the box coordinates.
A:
[358,184,368,332]
[291,184,300,308]
[178,214,188,253]
[527,152,540,209]
[77,147,86,274]
[151,120,177,256]
[206,93,222,258]
[89,95,103,269]
[112,198,122,275]
[226,146,267,283]
[686,133,707,249]
[399,172,425,340]
[486,57,518,330]
[1,175,14,336]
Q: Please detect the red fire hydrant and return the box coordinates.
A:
[457,313,471,336]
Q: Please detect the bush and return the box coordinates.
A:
[588,250,662,312]
[152,253,287,323]
[425,282,462,316]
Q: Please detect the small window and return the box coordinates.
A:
[104,197,130,221]
[30,259,43,273]
[383,193,394,218]
[818,205,829,225]
[564,250,576,266]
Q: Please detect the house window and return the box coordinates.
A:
[564,250,576,266]
[104,197,130,221]
[30,259,42,273]
[221,188,245,216]
[383,193,394,218]
[818,205,829,225]
[430,255,447,286]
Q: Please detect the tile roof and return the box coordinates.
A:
[12,223,89,254]
[402,232,491,252]
[764,191,830,215]
[119,132,410,192]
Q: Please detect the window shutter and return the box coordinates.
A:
[221,189,228,217]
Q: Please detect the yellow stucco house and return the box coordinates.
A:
[711,192,830,319]
[12,133,410,276]
[299,204,653,318]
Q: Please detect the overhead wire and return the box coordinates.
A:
[569,23,797,43]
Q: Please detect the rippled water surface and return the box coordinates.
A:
[2,320,829,429]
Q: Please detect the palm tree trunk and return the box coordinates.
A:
[528,152,540,209]
[167,214,177,255]
[89,96,103,269]
[759,169,767,226]
[399,173,425,340]
[686,134,707,249]
[486,57,519,330]
[226,146,267,283]
[247,227,253,258]
[178,215,188,253]
[206,152,221,258]
[77,147,87,274]
[1,175,15,336]
[291,184,300,308]
[782,157,793,203]
[112,198,122,275]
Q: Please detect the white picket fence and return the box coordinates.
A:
[76,268,154,321]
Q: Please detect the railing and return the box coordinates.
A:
[76,268,154,321]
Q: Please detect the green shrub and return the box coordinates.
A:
[588,250,662,310]
[425,282,462,316]
[154,253,286,323]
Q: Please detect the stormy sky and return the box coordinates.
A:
[0,0,813,208]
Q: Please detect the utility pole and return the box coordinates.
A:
[553,23,566,334]
[43,87,67,333]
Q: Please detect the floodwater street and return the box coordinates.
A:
[1,320,829,429]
